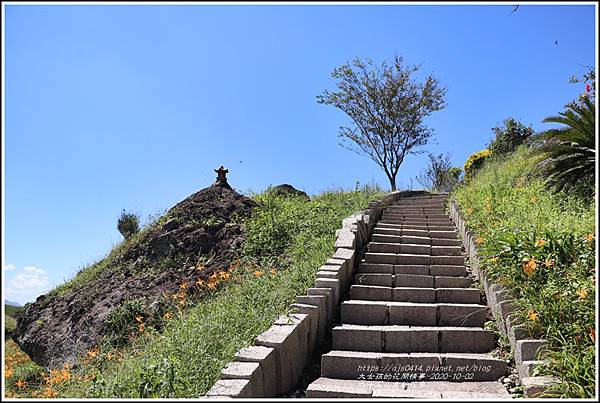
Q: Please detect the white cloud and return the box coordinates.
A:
[4,265,50,304]
[3,263,16,271]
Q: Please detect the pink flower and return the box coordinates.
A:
[586,84,591,92]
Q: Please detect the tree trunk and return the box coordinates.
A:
[388,174,397,192]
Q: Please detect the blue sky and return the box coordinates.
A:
[3,3,596,304]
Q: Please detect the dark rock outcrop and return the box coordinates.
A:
[270,184,310,200]
[13,182,257,368]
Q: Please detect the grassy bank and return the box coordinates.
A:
[453,146,596,398]
[4,185,384,398]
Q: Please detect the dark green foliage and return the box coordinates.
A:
[535,96,595,196]
[416,152,462,192]
[117,210,140,240]
[317,55,446,191]
[488,118,534,156]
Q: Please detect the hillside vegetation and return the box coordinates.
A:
[453,146,595,398]
[5,185,383,398]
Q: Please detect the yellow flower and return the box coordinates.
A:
[15,379,27,388]
[163,312,172,321]
[220,271,231,280]
[196,278,205,287]
[106,353,114,361]
[179,282,188,290]
[5,367,14,378]
[530,196,538,204]
[135,315,144,323]
[489,256,499,263]
[207,282,217,290]
[543,258,554,268]
[535,239,546,248]
[253,270,264,277]
[527,310,539,321]
[523,258,537,276]
[466,208,474,215]
[196,264,205,271]
[576,289,588,300]
[475,237,485,245]
[585,233,594,242]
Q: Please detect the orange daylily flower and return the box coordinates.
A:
[585,233,594,242]
[523,258,537,276]
[135,315,144,323]
[535,239,546,248]
[220,271,231,280]
[15,379,27,388]
[207,282,218,290]
[253,270,264,277]
[466,208,474,215]
[163,312,172,321]
[179,282,188,290]
[196,278,205,287]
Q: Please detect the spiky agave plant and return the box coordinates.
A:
[535,96,596,196]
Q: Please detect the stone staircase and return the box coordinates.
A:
[306,194,510,398]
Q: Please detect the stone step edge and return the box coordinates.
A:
[305,377,510,398]
[321,350,508,382]
[332,325,494,353]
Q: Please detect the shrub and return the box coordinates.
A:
[488,118,534,156]
[463,149,491,178]
[117,210,140,240]
[416,152,462,192]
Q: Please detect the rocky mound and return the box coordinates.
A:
[13,182,257,368]
[271,184,310,200]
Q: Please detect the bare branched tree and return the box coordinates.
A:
[416,152,462,193]
[317,56,446,191]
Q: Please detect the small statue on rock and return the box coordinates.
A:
[214,165,232,189]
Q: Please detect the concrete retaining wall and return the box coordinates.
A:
[205,190,412,398]
[449,199,558,398]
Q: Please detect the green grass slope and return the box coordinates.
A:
[453,146,595,398]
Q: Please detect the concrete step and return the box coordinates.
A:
[340,300,487,327]
[357,263,468,277]
[365,253,465,266]
[383,213,450,220]
[320,351,508,382]
[305,378,510,398]
[368,243,462,256]
[332,325,494,353]
[371,234,461,246]
[381,217,453,224]
[350,285,481,304]
[377,223,456,231]
[373,228,458,240]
